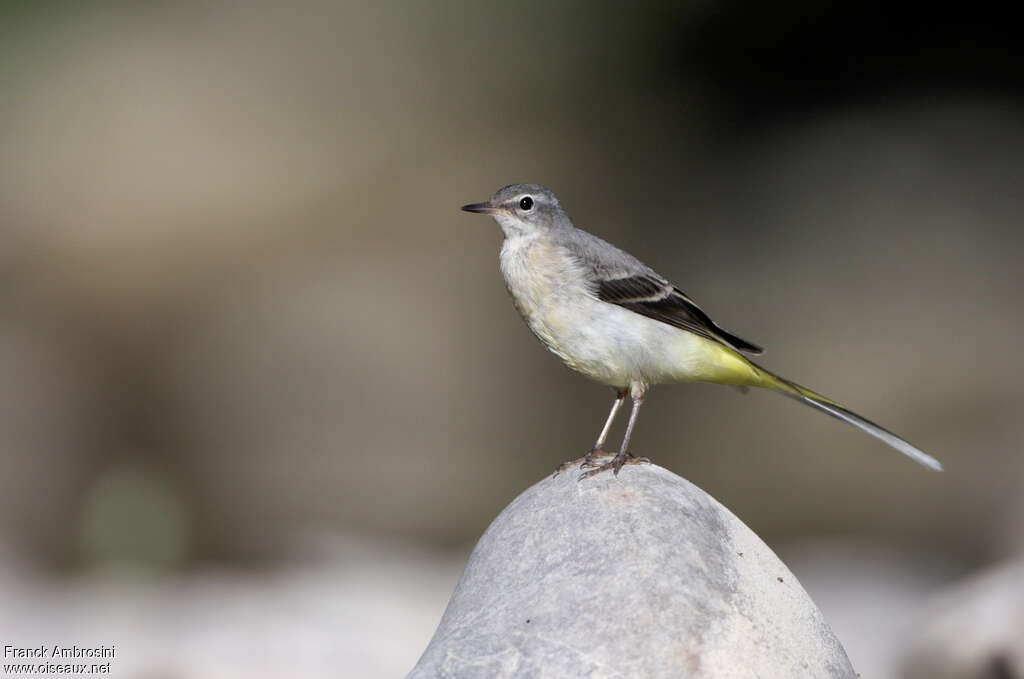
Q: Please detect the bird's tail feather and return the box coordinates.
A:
[754,365,943,471]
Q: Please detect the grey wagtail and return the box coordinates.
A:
[462,183,942,478]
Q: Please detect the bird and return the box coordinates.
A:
[461,183,942,478]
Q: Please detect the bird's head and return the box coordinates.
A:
[462,183,568,237]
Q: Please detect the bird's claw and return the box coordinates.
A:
[552,448,614,477]
[577,452,650,480]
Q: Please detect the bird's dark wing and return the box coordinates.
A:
[595,274,764,355]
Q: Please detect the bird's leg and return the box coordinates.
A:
[553,389,626,476]
[579,391,650,479]
[591,389,628,453]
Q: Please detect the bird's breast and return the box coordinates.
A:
[499,235,629,385]
[499,235,580,338]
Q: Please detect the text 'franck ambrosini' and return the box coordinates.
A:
[4,645,116,659]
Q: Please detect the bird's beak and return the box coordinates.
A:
[461,201,500,214]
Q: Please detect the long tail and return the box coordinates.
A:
[752,364,943,471]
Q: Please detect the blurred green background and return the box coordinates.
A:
[1,1,1022,677]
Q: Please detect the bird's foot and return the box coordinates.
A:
[552,447,615,477]
[578,451,651,480]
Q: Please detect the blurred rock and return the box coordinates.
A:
[900,558,1024,679]
[779,540,966,679]
[408,465,855,679]
[0,532,463,679]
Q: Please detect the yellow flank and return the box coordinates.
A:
[686,338,766,386]
[676,335,835,404]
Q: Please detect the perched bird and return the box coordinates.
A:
[462,183,942,478]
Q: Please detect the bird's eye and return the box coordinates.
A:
[519,196,533,211]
